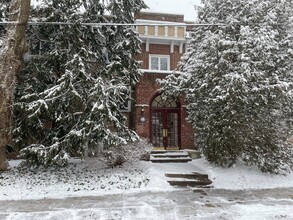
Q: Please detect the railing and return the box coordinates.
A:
[136,22,186,39]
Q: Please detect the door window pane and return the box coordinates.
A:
[151,94,178,108]
[152,112,163,147]
[167,113,178,147]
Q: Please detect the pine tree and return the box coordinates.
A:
[14,0,147,167]
[160,0,293,174]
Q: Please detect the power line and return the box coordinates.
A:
[0,21,224,27]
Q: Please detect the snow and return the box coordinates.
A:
[1,157,293,201]
[1,157,293,219]
[3,202,293,220]
[194,158,293,190]
[228,203,293,220]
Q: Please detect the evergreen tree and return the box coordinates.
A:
[160,0,293,173]
[14,0,147,167]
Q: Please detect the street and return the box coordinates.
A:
[1,187,293,219]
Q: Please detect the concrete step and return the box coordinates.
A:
[150,150,183,154]
[151,150,201,160]
[150,156,192,163]
[151,152,189,158]
[165,172,213,187]
[167,178,212,187]
[165,172,209,180]
[150,150,192,163]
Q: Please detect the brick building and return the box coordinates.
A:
[128,12,195,150]
[26,11,195,150]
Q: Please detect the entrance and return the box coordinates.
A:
[151,94,180,149]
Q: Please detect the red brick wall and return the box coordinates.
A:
[132,12,195,148]
[134,73,195,149]
[180,106,195,149]
[137,43,182,70]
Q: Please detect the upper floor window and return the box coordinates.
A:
[149,55,170,71]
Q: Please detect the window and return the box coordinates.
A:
[119,98,131,112]
[151,94,178,108]
[149,55,170,71]
[118,86,131,112]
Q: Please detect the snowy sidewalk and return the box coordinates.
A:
[1,188,293,219]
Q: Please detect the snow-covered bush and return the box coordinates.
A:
[20,144,70,167]
[100,139,153,168]
[103,151,126,168]
[160,0,293,174]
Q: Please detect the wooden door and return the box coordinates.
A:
[151,109,179,149]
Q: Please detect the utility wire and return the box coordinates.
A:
[0,21,224,27]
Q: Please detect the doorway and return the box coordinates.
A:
[151,94,181,149]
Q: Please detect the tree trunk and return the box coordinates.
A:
[0,0,30,171]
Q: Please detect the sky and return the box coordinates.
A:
[142,0,201,21]
[30,0,201,22]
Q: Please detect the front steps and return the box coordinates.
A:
[150,150,192,163]
[149,150,212,188]
[166,172,213,187]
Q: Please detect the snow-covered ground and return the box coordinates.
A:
[1,157,293,201]
[1,157,293,219]
[193,158,293,190]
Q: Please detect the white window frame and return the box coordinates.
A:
[119,86,132,113]
[149,55,170,71]
[119,99,131,112]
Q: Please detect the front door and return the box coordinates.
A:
[151,109,179,149]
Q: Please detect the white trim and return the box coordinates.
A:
[164,26,168,37]
[141,38,185,46]
[174,27,178,37]
[144,25,148,35]
[136,19,186,25]
[139,69,182,74]
[149,54,170,71]
[170,41,174,53]
[146,39,150,52]
[135,104,149,107]
[119,101,131,112]
[179,42,184,53]
[139,35,186,42]
[155,26,158,36]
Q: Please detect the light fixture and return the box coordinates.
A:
[140,106,146,123]
[140,116,146,123]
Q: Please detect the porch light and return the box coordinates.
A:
[140,106,146,123]
[140,116,146,123]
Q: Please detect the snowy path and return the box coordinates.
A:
[1,188,293,220]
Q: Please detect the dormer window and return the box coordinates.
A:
[149,55,170,71]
